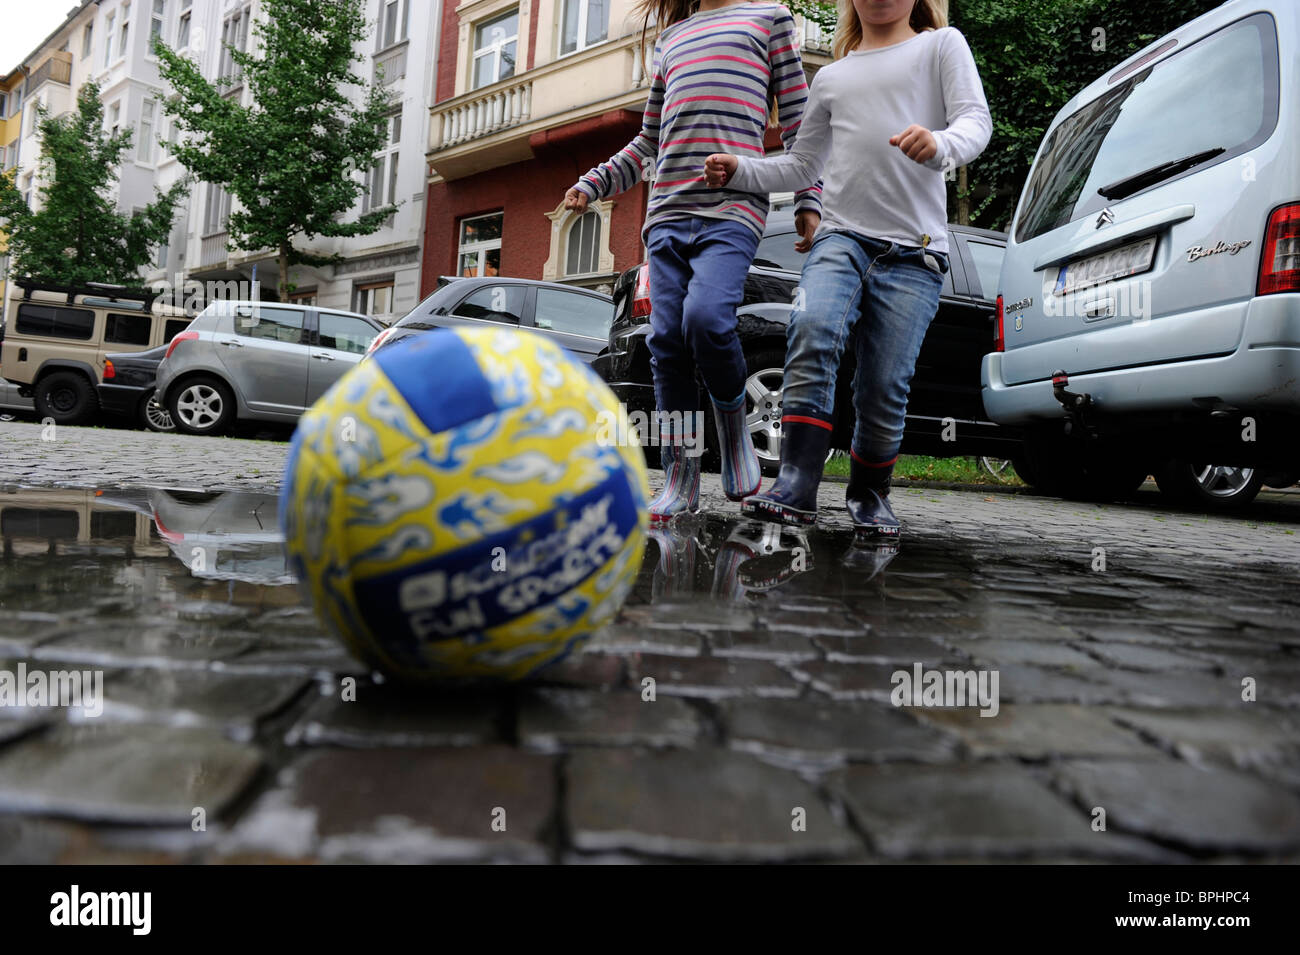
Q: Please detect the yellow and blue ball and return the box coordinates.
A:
[280,325,649,681]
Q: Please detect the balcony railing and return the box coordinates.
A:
[28,51,72,91]
[430,79,533,152]
[199,232,229,268]
[374,42,408,87]
[802,18,831,53]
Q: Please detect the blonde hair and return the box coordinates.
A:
[832,0,948,60]
[633,0,700,53]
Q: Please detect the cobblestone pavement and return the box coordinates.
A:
[2,421,1300,863]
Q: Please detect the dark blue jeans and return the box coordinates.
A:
[645,216,760,416]
[784,230,948,463]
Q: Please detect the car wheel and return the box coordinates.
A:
[1020,430,1148,502]
[34,371,99,425]
[140,390,176,433]
[1154,460,1263,511]
[742,348,787,477]
[168,377,235,436]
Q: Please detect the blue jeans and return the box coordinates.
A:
[784,231,948,463]
[646,217,760,416]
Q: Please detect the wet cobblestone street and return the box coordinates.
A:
[2,422,1300,862]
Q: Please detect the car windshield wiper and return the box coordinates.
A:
[1097,147,1225,201]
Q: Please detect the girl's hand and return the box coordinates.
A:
[704,153,738,187]
[565,188,590,212]
[889,125,938,164]
[794,210,820,253]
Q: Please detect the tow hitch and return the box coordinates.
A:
[1051,370,1094,436]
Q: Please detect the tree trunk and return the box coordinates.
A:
[957,165,970,226]
[277,243,291,303]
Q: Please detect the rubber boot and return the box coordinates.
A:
[710,392,762,501]
[846,452,901,542]
[648,428,701,522]
[741,416,832,525]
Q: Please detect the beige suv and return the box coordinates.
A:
[0,279,190,424]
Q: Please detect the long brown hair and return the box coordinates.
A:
[832,0,948,60]
[634,0,701,57]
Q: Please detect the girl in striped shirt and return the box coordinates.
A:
[565,0,822,520]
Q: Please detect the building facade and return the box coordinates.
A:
[0,67,26,303]
[421,1,830,297]
[3,0,441,323]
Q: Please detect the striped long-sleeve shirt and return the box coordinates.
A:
[572,1,821,240]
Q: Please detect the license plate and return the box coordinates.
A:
[1051,236,1156,297]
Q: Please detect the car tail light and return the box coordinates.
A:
[103,359,115,380]
[165,330,199,360]
[1258,202,1300,295]
[994,294,1005,352]
[366,327,396,355]
[631,264,652,318]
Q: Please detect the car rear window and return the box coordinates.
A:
[452,285,526,325]
[105,313,152,346]
[1014,13,1278,244]
[15,303,95,341]
[964,240,1005,301]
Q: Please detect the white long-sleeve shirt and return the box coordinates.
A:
[727,27,991,254]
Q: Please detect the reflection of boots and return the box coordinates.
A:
[842,538,899,581]
[711,393,761,501]
[647,522,699,600]
[648,428,701,522]
[735,524,813,593]
[741,416,832,525]
[846,452,900,542]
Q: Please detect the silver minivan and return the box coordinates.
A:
[155,300,382,435]
[983,0,1299,504]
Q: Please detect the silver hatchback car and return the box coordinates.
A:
[982,0,1299,502]
[155,301,383,435]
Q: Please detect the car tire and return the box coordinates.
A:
[1020,430,1148,502]
[168,376,235,436]
[139,389,176,433]
[34,371,99,425]
[1153,460,1263,511]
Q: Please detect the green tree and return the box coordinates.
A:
[0,82,186,286]
[155,0,396,301]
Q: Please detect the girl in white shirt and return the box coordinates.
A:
[704,0,991,542]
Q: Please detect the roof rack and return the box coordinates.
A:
[13,277,159,310]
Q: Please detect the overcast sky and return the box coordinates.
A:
[1,5,78,75]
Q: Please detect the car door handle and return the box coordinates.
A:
[219,339,244,347]
[312,352,336,361]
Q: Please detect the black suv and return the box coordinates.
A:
[593,208,1019,472]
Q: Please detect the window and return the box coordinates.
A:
[220,8,251,83]
[458,213,502,277]
[103,12,116,66]
[362,112,401,215]
[561,0,609,56]
[177,0,192,48]
[472,10,518,90]
[318,314,378,354]
[565,211,601,275]
[151,0,166,42]
[533,287,611,339]
[352,281,394,316]
[204,184,232,234]
[119,3,131,58]
[138,99,156,162]
[164,318,190,341]
[288,289,316,306]
[752,231,806,273]
[15,304,96,340]
[108,101,121,137]
[964,241,1004,302]
[82,23,94,58]
[452,285,525,325]
[105,312,152,345]
[378,0,408,50]
[233,306,304,343]
[0,94,5,119]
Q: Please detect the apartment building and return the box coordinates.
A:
[0,67,25,302]
[421,1,830,296]
[3,0,440,322]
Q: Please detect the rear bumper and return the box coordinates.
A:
[982,294,1300,424]
[97,383,149,417]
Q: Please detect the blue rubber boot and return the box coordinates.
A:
[846,451,901,542]
[741,415,832,526]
